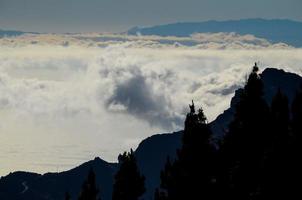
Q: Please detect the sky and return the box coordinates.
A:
[0,0,302,32]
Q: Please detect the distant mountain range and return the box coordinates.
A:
[1,68,301,200]
[2,19,302,47]
[127,19,302,47]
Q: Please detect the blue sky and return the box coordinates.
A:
[0,0,302,32]
[0,0,301,32]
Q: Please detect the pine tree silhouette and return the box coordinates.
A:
[271,89,290,143]
[292,85,302,148]
[65,192,71,200]
[78,168,100,200]
[219,64,270,199]
[154,188,167,200]
[112,149,145,200]
[260,89,291,199]
[157,101,216,200]
[288,85,302,199]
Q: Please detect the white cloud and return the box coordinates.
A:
[0,32,293,49]
[0,38,301,175]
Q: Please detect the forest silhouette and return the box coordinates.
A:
[36,64,302,199]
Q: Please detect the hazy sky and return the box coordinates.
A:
[0,0,301,33]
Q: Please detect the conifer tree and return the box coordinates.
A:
[112,149,145,200]
[288,85,302,199]
[292,85,302,148]
[154,188,167,200]
[219,64,270,199]
[65,192,71,200]
[260,89,290,199]
[157,101,216,200]
[78,168,100,200]
[271,89,290,143]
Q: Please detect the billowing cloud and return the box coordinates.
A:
[106,71,182,129]
[0,38,302,176]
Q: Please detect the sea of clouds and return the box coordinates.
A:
[0,33,302,175]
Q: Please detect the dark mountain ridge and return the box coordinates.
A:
[127,19,302,47]
[0,158,116,200]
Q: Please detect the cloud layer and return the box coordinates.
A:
[0,38,302,175]
[0,32,292,49]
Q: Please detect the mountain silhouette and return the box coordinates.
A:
[127,19,302,47]
[0,68,301,200]
[0,158,116,200]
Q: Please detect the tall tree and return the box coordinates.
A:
[112,149,145,200]
[157,101,216,200]
[78,168,100,200]
[288,85,302,199]
[271,89,290,144]
[219,64,270,199]
[65,192,71,200]
[292,85,302,148]
[260,89,290,199]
